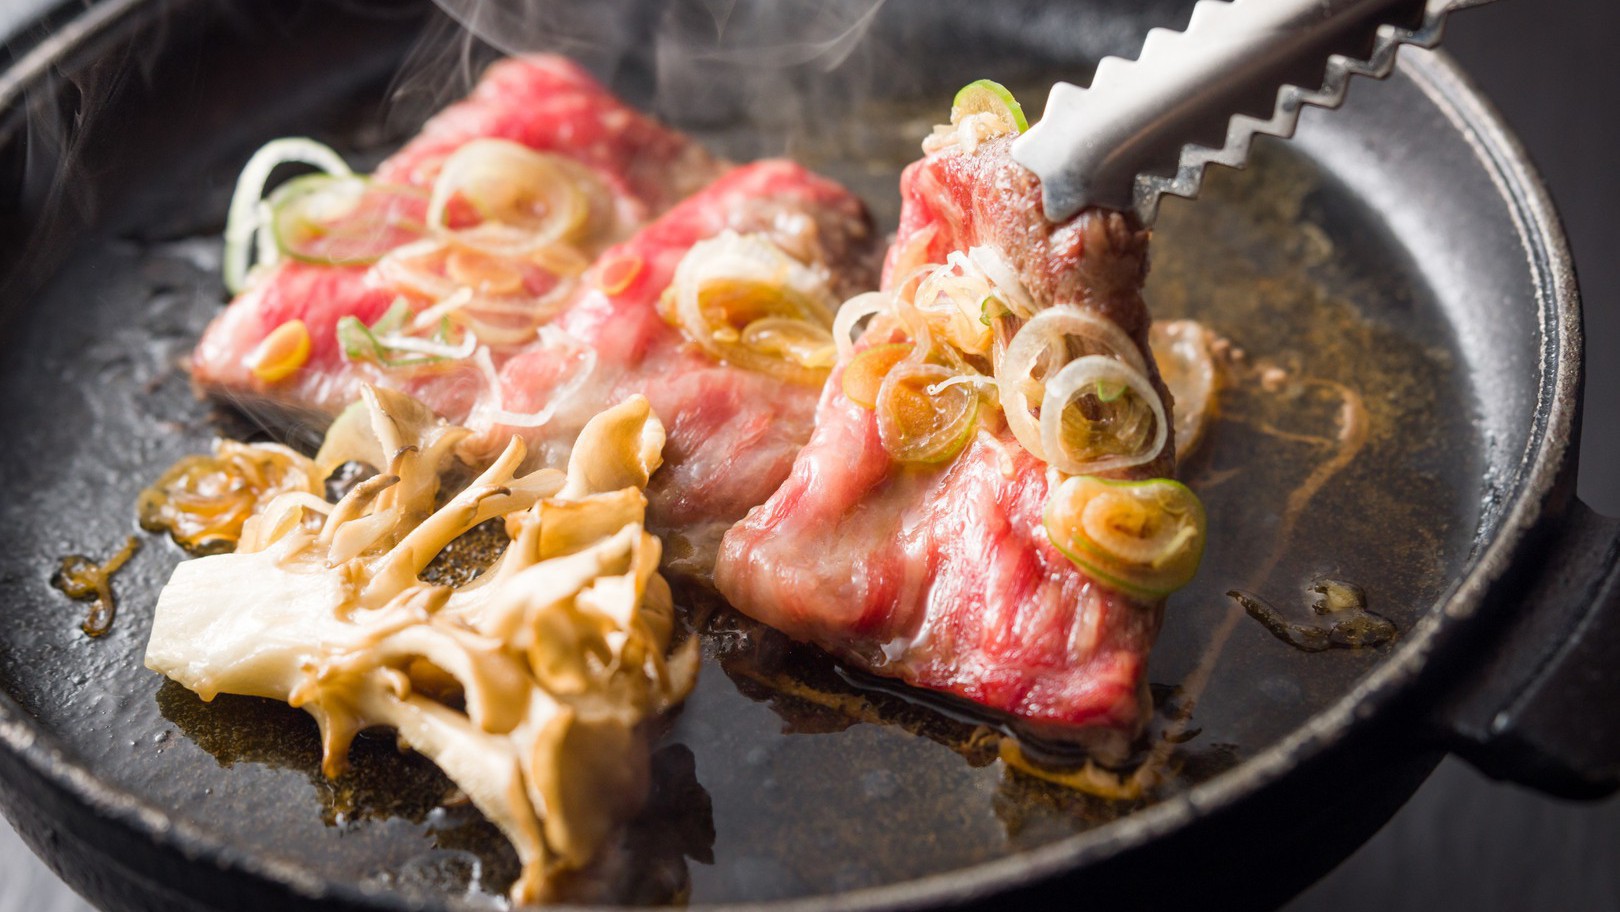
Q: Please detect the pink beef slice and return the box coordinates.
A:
[189,54,722,420]
[714,134,1172,759]
[489,160,878,579]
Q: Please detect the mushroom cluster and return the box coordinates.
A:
[145,386,695,902]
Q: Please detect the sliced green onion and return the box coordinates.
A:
[842,343,914,409]
[832,291,890,360]
[740,317,837,371]
[1149,319,1218,461]
[1044,475,1206,600]
[1040,355,1167,475]
[426,138,594,256]
[337,299,474,368]
[913,251,995,356]
[966,246,1035,318]
[224,138,353,293]
[669,231,839,385]
[979,293,1011,327]
[952,79,1029,134]
[875,362,979,464]
[995,305,1149,462]
[268,174,427,267]
[248,319,311,383]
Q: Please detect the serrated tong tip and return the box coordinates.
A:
[1012,0,1498,225]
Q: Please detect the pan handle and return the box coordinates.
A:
[1438,499,1620,799]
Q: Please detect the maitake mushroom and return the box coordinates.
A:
[145,385,696,902]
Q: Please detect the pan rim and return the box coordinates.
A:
[0,3,1581,909]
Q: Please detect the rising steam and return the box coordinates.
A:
[397,0,893,167]
[429,0,888,70]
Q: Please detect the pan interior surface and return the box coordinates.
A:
[0,0,1548,907]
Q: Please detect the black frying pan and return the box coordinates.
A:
[0,1,1613,910]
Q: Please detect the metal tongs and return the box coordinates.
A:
[1012,0,1501,225]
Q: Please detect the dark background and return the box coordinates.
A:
[1,1,1617,910]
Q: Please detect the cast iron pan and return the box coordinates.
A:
[0,1,1614,910]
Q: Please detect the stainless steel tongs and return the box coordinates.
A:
[1011,0,1501,225]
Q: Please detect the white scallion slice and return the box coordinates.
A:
[336,299,474,369]
[427,139,595,257]
[996,305,1150,459]
[669,231,838,384]
[472,337,597,430]
[740,317,837,371]
[832,291,890,361]
[1149,319,1218,461]
[371,239,457,300]
[224,138,354,293]
[1039,355,1167,475]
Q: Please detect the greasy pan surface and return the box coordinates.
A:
[0,0,1576,910]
